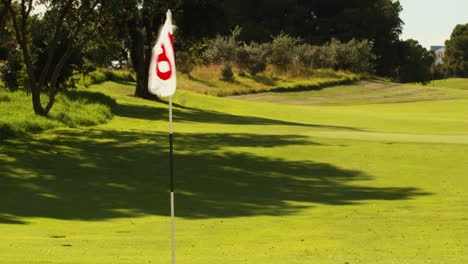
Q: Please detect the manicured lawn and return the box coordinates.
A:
[433,78,468,90]
[228,80,468,105]
[1,80,467,263]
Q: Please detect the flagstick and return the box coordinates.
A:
[169,96,175,264]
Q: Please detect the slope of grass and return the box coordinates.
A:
[178,65,359,96]
[433,78,468,90]
[228,80,468,105]
[0,89,116,140]
[1,80,468,263]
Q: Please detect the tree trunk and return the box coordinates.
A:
[129,25,154,99]
[31,85,46,116]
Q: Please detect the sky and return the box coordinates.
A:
[399,0,468,49]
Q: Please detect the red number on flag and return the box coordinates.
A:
[156,35,173,81]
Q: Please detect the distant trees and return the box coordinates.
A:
[444,23,468,77]
[394,39,434,84]
[213,0,403,78]
[202,30,376,80]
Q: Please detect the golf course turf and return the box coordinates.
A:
[1,79,467,263]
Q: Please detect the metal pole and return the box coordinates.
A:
[169,96,175,264]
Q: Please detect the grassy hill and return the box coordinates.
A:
[0,78,468,263]
[433,78,468,90]
[228,80,468,105]
[178,65,359,96]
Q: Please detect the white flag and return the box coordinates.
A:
[148,10,176,97]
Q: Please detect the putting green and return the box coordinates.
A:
[1,80,467,263]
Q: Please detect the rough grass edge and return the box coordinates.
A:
[224,76,361,97]
[0,90,117,140]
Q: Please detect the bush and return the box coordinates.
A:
[0,48,23,91]
[326,39,375,73]
[176,51,196,76]
[269,33,302,73]
[220,64,235,82]
[235,42,269,75]
[77,69,135,88]
[203,26,242,64]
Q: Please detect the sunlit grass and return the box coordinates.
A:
[0,89,115,139]
[1,77,468,263]
[228,80,468,105]
[433,78,468,90]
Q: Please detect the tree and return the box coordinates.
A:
[445,23,468,77]
[109,0,182,99]
[219,0,402,77]
[395,39,434,84]
[0,2,14,59]
[5,0,112,115]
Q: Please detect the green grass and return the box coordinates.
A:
[433,78,468,90]
[74,68,136,89]
[0,89,116,139]
[228,80,468,105]
[1,79,468,263]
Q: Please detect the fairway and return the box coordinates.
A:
[1,80,468,263]
[228,80,468,105]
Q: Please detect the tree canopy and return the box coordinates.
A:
[445,23,468,77]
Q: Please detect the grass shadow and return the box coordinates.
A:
[0,129,431,224]
[115,103,365,131]
[244,75,283,86]
[188,75,218,88]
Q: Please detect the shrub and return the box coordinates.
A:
[220,64,235,82]
[268,33,302,73]
[203,26,242,64]
[327,39,375,73]
[294,44,315,66]
[176,51,196,76]
[235,42,268,75]
[77,69,135,88]
[0,48,23,91]
[203,26,242,80]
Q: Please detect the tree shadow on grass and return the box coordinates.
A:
[0,129,431,224]
[188,76,218,88]
[115,103,365,131]
[244,75,284,86]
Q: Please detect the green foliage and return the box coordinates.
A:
[176,51,196,76]
[268,38,375,74]
[328,39,376,73]
[76,69,135,88]
[0,47,23,91]
[203,26,242,64]
[235,42,268,75]
[0,89,115,140]
[395,39,434,84]
[268,33,302,73]
[444,23,468,77]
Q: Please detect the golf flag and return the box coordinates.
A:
[148,10,176,97]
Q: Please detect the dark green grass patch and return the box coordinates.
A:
[0,90,116,140]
